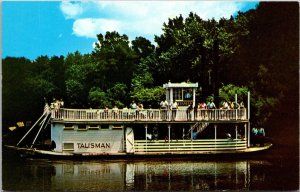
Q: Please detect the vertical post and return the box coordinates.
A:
[170,88,173,105]
[214,124,217,149]
[235,124,238,149]
[190,124,193,140]
[145,125,148,152]
[166,89,169,103]
[190,124,193,150]
[244,123,248,148]
[235,94,237,103]
[168,124,171,152]
[192,88,196,108]
[247,91,250,120]
[248,122,251,147]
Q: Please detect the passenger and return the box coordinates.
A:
[146,133,152,141]
[138,103,144,119]
[199,102,207,109]
[122,106,129,119]
[59,99,64,108]
[234,102,240,109]
[222,101,229,109]
[147,105,154,119]
[130,101,137,109]
[251,127,258,135]
[240,101,245,109]
[130,101,137,118]
[153,126,158,140]
[59,99,64,119]
[226,133,232,140]
[112,106,119,119]
[160,100,168,120]
[192,132,198,139]
[230,101,235,109]
[51,140,56,151]
[104,106,109,119]
[171,101,178,120]
[258,127,265,137]
[207,100,216,109]
[186,104,193,120]
[193,104,198,120]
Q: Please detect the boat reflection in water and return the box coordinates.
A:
[44,159,269,191]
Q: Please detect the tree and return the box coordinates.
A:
[92,31,138,89]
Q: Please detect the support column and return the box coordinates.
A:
[244,123,247,148]
[170,88,173,104]
[214,124,217,149]
[235,124,238,149]
[235,125,238,140]
[168,124,171,152]
[247,91,250,120]
[248,122,251,147]
[192,88,196,108]
[190,124,193,150]
[145,125,148,152]
[166,90,169,102]
[190,124,193,140]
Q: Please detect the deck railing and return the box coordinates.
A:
[134,139,247,152]
[51,108,247,122]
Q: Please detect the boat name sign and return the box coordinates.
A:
[77,142,111,149]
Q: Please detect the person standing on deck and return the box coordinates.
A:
[171,101,178,120]
[112,106,119,119]
[160,100,168,120]
[207,100,216,109]
[147,105,154,119]
[258,127,265,137]
[186,104,193,120]
[193,104,198,120]
[130,101,137,118]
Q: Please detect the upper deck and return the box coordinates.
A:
[51,108,248,124]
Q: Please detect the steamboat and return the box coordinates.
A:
[6,81,272,157]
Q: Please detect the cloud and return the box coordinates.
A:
[73,18,121,38]
[60,1,257,41]
[60,1,83,19]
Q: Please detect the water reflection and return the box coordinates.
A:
[3,158,273,191]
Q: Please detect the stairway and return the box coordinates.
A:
[186,122,210,139]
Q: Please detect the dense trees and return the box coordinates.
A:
[3,2,298,139]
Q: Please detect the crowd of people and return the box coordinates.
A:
[49,97,246,121]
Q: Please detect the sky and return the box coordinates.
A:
[2,1,259,60]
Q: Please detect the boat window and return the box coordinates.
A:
[89,125,100,130]
[63,143,74,151]
[64,124,74,130]
[183,89,192,100]
[112,125,123,129]
[78,124,87,130]
[100,124,109,129]
[173,89,183,101]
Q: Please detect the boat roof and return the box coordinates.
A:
[163,81,198,89]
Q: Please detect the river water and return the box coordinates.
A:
[2,143,299,191]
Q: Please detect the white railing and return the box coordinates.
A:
[51,108,247,122]
[134,139,247,152]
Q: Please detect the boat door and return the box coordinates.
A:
[125,127,135,153]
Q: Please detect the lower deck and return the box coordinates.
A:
[50,121,253,156]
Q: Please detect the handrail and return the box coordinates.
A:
[134,139,247,152]
[51,108,248,122]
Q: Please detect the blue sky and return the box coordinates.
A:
[3,1,259,60]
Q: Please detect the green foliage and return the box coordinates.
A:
[2,2,298,136]
[131,86,165,107]
[88,87,111,108]
[219,84,249,102]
